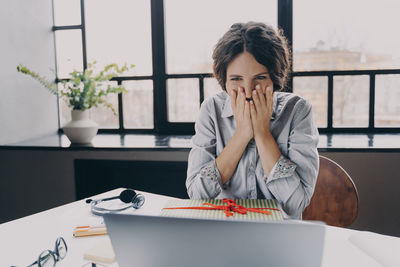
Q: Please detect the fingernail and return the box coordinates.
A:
[250,100,254,104]
[256,84,260,89]
[253,90,257,94]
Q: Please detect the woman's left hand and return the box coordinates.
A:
[249,84,274,139]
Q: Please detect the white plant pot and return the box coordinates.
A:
[63,110,98,144]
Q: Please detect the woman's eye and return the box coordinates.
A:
[230,77,241,81]
[256,76,267,80]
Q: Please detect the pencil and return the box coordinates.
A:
[73,225,108,237]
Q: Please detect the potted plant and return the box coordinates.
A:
[17,62,134,144]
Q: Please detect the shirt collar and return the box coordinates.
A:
[221,92,233,118]
[221,91,278,120]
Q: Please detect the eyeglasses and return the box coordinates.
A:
[26,237,68,267]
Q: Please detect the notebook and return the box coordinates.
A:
[160,199,283,221]
[83,238,116,264]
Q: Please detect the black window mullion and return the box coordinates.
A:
[278,0,293,92]
[80,0,88,70]
[52,25,82,31]
[369,74,375,130]
[117,80,124,131]
[327,74,333,129]
[151,0,167,133]
[199,77,204,104]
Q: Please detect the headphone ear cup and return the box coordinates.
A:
[120,189,137,203]
[132,193,145,209]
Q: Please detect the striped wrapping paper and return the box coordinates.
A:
[160,199,283,221]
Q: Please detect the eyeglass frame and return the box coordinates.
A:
[26,237,68,267]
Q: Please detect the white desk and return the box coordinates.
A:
[1,188,399,267]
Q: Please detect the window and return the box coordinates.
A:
[292,0,400,132]
[293,0,400,72]
[164,0,276,122]
[53,0,400,134]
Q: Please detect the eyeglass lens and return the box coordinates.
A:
[55,237,68,260]
[38,250,56,267]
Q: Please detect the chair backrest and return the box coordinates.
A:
[303,156,359,227]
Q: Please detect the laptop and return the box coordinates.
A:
[103,213,325,267]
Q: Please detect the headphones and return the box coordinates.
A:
[86,189,145,216]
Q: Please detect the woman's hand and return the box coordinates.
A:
[249,84,274,140]
[230,87,253,142]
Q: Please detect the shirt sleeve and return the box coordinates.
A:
[266,99,319,218]
[186,99,224,199]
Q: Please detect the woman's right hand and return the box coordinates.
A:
[230,87,253,142]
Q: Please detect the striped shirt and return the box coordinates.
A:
[186,91,319,219]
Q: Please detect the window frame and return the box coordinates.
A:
[52,0,400,135]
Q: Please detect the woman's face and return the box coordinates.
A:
[225,51,273,100]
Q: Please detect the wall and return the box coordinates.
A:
[321,152,400,236]
[0,0,58,145]
[0,149,399,238]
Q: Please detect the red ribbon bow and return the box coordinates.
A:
[163,199,280,218]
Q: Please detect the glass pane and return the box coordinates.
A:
[293,76,328,127]
[165,0,277,74]
[59,82,120,129]
[204,78,222,100]
[375,74,400,127]
[293,0,400,71]
[167,79,199,122]
[85,0,152,76]
[55,30,83,78]
[89,81,119,129]
[59,83,70,127]
[122,80,154,129]
[333,75,369,127]
[53,0,81,26]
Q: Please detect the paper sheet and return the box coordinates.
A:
[83,237,116,264]
[348,231,400,267]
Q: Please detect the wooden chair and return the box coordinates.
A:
[303,156,359,227]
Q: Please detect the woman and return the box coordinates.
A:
[186,22,319,219]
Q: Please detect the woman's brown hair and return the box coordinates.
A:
[212,22,291,91]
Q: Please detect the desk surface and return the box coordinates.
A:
[0,188,398,267]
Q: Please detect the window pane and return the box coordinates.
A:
[204,78,222,100]
[85,0,152,76]
[55,30,83,78]
[165,0,277,74]
[122,80,154,129]
[167,79,199,122]
[53,0,81,26]
[89,81,119,129]
[293,76,328,127]
[333,75,369,127]
[375,74,400,127]
[59,83,71,128]
[59,82,119,129]
[293,0,400,71]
